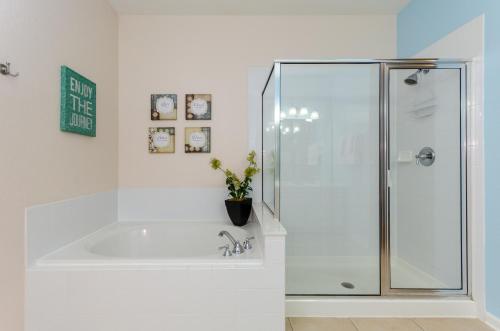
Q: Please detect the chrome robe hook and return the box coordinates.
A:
[0,62,19,77]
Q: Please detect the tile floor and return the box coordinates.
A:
[286,317,495,331]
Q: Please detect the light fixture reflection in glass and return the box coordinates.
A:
[299,107,308,116]
[288,107,297,116]
[310,111,319,120]
[283,127,290,134]
[293,126,300,133]
[305,118,312,123]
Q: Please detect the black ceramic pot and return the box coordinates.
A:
[225,198,252,226]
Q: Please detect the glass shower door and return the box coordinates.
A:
[280,63,380,295]
[387,66,466,292]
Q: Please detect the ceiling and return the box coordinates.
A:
[108,0,410,15]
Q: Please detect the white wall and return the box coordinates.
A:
[118,15,397,188]
[0,0,118,329]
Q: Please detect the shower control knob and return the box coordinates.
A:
[218,245,232,257]
[415,147,435,167]
[243,236,255,250]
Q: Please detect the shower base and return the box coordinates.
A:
[286,256,446,295]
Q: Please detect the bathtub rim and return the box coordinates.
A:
[32,219,265,269]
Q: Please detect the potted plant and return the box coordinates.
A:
[210,151,260,226]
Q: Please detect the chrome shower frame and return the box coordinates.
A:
[261,59,471,297]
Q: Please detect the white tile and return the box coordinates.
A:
[26,270,69,314]
[241,264,285,289]
[237,289,285,314]
[26,190,117,265]
[118,188,230,221]
[187,266,215,290]
[66,271,122,315]
[264,237,285,265]
[213,264,284,291]
[161,315,209,331]
[209,290,239,315]
[204,314,239,331]
[25,313,68,331]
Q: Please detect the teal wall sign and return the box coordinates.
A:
[60,66,96,137]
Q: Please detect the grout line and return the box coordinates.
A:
[411,318,426,331]
[287,318,294,331]
[350,318,361,331]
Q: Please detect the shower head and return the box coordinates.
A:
[404,72,419,85]
[404,69,429,86]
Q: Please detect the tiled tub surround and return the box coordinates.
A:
[117,187,229,222]
[25,199,286,331]
[25,191,118,266]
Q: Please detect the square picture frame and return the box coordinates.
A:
[151,94,177,120]
[185,94,212,120]
[148,127,175,153]
[185,127,211,153]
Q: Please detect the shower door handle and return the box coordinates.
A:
[415,147,435,166]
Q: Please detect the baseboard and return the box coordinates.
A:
[485,312,500,331]
[286,297,478,318]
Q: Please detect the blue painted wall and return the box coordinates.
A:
[398,0,500,318]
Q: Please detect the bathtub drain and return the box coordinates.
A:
[341,282,355,289]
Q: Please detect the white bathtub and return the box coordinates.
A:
[37,221,262,266]
[27,204,286,331]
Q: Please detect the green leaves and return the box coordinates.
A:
[244,166,258,178]
[209,150,260,201]
[210,158,221,170]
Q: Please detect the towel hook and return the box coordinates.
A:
[0,62,19,77]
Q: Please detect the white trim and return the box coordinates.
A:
[468,51,486,318]
[286,297,478,318]
[247,66,269,203]
[485,312,500,331]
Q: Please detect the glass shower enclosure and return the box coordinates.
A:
[262,60,469,296]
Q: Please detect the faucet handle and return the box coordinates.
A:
[243,236,255,250]
[233,241,245,255]
[218,245,232,257]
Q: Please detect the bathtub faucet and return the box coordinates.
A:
[218,230,245,254]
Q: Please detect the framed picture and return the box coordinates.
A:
[60,66,96,137]
[185,127,211,153]
[185,94,211,120]
[148,127,175,153]
[151,94,177,120]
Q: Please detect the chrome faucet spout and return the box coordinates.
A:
[218,230,236,244]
